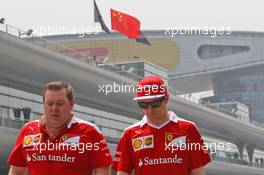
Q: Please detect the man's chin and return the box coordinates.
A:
[47,119,64,127]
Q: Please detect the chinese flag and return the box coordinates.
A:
[111,9,141,39]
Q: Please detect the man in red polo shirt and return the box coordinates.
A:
[112,76,211,175]
[7,81,112,175]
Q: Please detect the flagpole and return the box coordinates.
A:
[111,28,114,64]
[128,38,130,60]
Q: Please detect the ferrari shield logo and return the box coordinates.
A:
[166,134,173,142]
[33,134,41,143]
[61,134,68,142]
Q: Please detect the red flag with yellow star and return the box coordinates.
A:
[111,9,141,39]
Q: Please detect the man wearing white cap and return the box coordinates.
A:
[112,76,211,175]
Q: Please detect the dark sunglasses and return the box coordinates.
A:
[138,97,165,109]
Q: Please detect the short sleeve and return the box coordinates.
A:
[188,124,211,170]
[7,127,27,167]
[89,128,112,169]
[112,131,134,174]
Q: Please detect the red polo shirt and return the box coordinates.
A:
[112,111,211,175]
[7,116,112,175]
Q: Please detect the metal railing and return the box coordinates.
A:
[211,154,264,168]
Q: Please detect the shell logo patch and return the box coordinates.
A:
[132,135,154,151]
[133,139,143,149]
[24,136,32,145]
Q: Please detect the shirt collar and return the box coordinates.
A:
[140,111,178,128]
[67,116,79,128]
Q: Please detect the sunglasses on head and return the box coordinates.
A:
[138,97,165,109]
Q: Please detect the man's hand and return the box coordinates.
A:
[8,166,27,175]
[93,166,111,175]
[191,166,206,175]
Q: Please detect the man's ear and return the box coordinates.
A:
[70,98,76,108]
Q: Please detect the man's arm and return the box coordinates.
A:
[191,166,206,175]
[93,166,111,175]
[8,166,27,175]
[117,171,129,175]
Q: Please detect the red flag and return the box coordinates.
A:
[111,9,141,39]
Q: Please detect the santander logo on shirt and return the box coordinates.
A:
[138,155,183,167]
